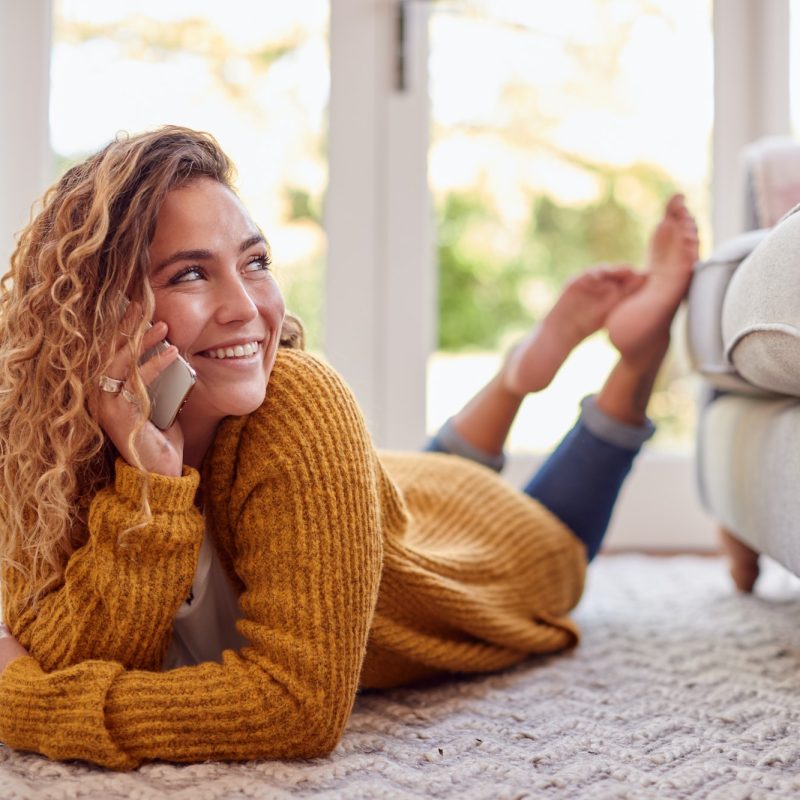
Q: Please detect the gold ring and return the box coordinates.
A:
[98,375,124,394]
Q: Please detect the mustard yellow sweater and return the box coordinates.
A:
[0,350,586,770]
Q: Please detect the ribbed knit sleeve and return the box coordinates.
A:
[1,462,203,672]
[0,350,385,768]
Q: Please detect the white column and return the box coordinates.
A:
[0,0,53,268]
[713,0,790,244]
[326,0,433,448]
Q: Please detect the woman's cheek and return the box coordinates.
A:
[267,285,286,328]
[159,297,204,350]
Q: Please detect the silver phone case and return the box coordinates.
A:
[141,340,197,430]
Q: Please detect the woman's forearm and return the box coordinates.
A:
[0,351,389,769]
[3,461,204,672]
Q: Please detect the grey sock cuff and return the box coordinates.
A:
[579,395,656,451]
[434,417,506,472]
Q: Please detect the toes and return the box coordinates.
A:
[683,228,700,254]
[628,272,647,287]
[595,264,636,281]
[585,264,610,279]
[665,193,687,219]
[612,265,637,280]
[680,215,698,233]
[620,273,647,296]
[578,269,611,290]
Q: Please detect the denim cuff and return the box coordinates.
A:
[431,417,506,472]
[579,395,656,452]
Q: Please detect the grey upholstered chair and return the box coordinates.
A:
[688,205,800,590]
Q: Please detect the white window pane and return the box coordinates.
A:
[427,1,712,453]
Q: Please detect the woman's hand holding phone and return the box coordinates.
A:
[93,303,186,478]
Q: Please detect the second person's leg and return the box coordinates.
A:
[426,265,643,469]
[522,335,666,561]
[524,195,698,559]
[429,195,698,561]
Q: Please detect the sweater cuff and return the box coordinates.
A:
[115,459,200,512]
[0,656,138,770]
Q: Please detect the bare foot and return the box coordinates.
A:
[606,194,699,362]
[503,265,644,396]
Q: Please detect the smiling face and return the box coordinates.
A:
[147,178,285,439]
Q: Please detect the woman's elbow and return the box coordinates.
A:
[281,694,352,759]
[293,734,341,760]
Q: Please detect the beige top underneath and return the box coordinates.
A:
[163,529,248,669]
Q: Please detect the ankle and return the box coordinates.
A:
[594,391,648,427]
[594,353,664,428]
[499,354,529,399]
[496,366,528,401]
[502,328,563,397]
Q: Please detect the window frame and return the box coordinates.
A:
[0,0,52,270]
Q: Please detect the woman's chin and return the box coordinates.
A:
[218,392,267,419]
[181,387,267,427]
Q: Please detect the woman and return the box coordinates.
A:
[0,127,698,769]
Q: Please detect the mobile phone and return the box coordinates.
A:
[141,330,197,430]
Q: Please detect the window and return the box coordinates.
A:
[426,0,713,454]
[51,0,329,347]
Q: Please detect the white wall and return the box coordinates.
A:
[713,0,791,244]
[0,0,52,269]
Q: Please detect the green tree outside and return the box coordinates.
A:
[437,161,678,352]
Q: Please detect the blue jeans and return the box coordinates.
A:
[425,396,655,561]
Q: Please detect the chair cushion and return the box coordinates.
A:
[722,204,800,396]
[686,229,769,394]
[699,393,800,573]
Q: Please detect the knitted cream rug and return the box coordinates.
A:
[3,554,800,800]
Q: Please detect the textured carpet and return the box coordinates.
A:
[2,554,800,800]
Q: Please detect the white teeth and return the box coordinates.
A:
[206,341,259,359]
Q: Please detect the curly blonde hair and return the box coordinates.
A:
[0,125,304,608]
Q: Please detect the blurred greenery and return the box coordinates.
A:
[278,253,324,348]
[437,161,678,352]
[437,192,531,350]
[286,186,322,227]
[55,15,294,103]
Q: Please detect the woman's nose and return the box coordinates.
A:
[214,276,259,324]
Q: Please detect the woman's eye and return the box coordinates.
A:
[170,266,204,284]
[244,255,272,274]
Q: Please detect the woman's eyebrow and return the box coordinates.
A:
[151,234,268,277]
[152,248,213,277]
[240,234,268,254]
